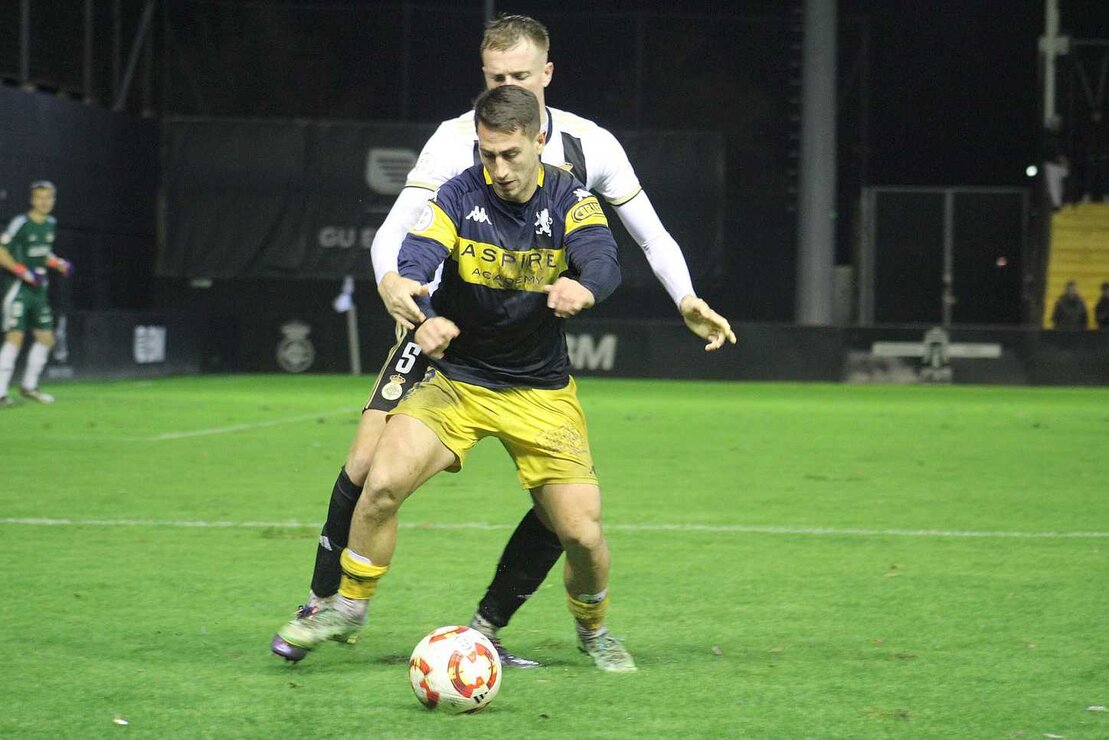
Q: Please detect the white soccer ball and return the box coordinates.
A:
[408,625,502,714]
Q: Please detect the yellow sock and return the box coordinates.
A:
[338,548,389,600]
[567,592,610,632]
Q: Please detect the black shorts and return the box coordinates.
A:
[362,325,431,413]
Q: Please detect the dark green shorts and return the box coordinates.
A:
[2,283,53,333]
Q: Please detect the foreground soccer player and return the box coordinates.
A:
[274,15,734,667]
[0,181,72,407]
[276,86,635,672]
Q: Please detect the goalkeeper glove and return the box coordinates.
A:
[47,256,72,276]
[11,264,42,287]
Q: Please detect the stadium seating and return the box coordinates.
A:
[1043,202,1109,328]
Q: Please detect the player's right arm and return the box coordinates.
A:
[0,245,40,286]
[372,115,473,327]
[372,186,436,328]
[398,198,460,359]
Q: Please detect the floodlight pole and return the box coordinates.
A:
[1039,0,1070,127]
[795,0,837,326]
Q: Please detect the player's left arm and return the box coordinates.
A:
[613,188,735,350]
[550,198,621,318]
[46,253,72,276]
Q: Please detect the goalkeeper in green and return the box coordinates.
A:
[0,181,72,406]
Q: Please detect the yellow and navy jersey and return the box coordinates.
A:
[399,163,620,390]
[1,213,56,292]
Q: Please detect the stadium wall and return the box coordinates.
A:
[41,310,200,382]
[158,117,726,322]
[154,279,1109,386]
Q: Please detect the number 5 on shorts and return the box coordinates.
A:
[395,342,421,373]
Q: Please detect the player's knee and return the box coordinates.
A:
[358,470,407,522]
[557,520,605,554]
[345,411,387,484]
[344,447,373,486]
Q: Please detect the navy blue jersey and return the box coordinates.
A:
[398,163,620,389]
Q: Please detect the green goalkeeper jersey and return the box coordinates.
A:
[2,213,56,291]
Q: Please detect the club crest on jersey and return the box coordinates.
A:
[381,373,407,401]
[466,206,491,224]
[534,208,552,236]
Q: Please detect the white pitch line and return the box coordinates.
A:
[0,518,1105,539]
[144,409,354,441]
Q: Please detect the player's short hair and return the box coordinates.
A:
[474,86,541,138]
[481,14,550,56]
[30,180,56,194]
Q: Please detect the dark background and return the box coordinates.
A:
[2,0,1108,324]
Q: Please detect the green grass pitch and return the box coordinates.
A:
[0,375,1106,737]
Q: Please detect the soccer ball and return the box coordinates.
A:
[408,625,501,714]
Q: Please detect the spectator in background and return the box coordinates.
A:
[1078,110,1107,203]
[1042,114,1070,209]
[1051,280,1088,330]
[1095,281,1109,330]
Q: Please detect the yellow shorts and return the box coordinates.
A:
[388,369,597,490]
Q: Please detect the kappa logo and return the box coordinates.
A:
[534,208,552,236]
[466,206,491,224]
[573,188,591,203]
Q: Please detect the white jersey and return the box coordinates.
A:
[406,107,643,207]
[372,106,695,305]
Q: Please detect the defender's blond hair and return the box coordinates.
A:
[481,15,550,55]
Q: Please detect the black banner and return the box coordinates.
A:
[42,311,201,382]
[159,118,725,291]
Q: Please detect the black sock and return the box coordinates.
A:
[476,508,564,629]
[309,467,363,598]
